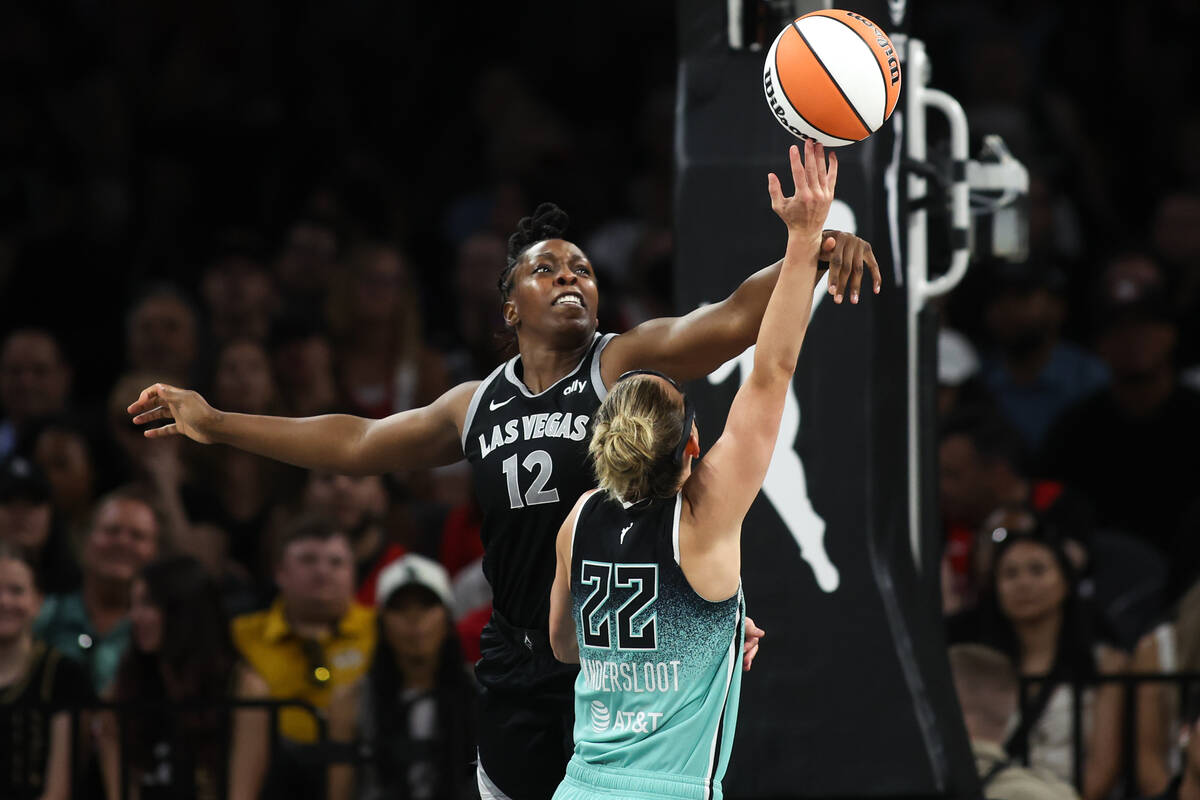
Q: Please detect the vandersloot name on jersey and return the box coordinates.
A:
[477,412,590,460]
[579,657,683,694]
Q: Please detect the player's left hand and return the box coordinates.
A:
[742,616,764,672]
[821,231,882,305]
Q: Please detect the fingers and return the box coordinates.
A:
[826,150,838,192]
[767,172,783,209]
[803,140,820,191]
[143,423,180,439]
[132,406,173,426]
[743,616,765,639]
[828,237,848,300]
[847,250,865,304]
[865,244,882,294]
[788,144,803,193]
[742,642,760,672]
[126,384,160,415]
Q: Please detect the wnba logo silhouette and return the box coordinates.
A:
[703,200,854,594]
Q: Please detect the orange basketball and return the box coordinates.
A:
[763,9,902,147]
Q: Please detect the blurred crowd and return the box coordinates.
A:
[918,2,1200,799]
[1,1,1199,800]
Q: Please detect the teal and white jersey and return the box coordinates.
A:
[568,491,744,799]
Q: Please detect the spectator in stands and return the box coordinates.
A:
[200,230,279,346]
[105,371,192,546]
[0,328,72,462]
[0,454,80,593]
[31,417,98,543]
[326,242,449,418]
[124,285,200,385]
[445,231,512,382]
[971,522,1126,800]
[1133,579,1200,796]
[937,327,988,418]
[1040,261,1200,602]
[1146,695,1200,800]
[300,470,402,605]
[980,259,1108,452]
[96,555,269,800]
[191,339,301,587]
[272,216,341,321]
[1150,191,1200,372]
[328,554,477,800]
[948,643,1078,800]
[231,513,374,744]
[939,408,1082,615]
[35,485,163,692]
[0,542,94,800]
[269,315,339,418]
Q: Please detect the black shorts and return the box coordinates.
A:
[475,612,578,800]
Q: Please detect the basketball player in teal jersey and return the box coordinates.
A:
[128,143,874,800]
[549,140,837,800]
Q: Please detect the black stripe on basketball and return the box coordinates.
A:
[826,12,891,125]
[773,31,850,144]
[793,19,872,138]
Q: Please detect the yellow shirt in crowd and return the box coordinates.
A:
[231,598,376,742]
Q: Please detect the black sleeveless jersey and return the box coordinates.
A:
[462,332,616,630]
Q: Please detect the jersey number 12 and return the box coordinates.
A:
[501,450,560,509]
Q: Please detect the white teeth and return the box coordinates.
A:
[555,295,582,306]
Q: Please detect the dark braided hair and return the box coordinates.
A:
[498,202,571,302]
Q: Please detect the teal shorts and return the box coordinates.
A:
[552,758,721,800]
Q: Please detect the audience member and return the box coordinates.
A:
[272,216,341,321]
[1132,579,1200,797]
[948,643,1078,800]
[269,315,339,418]
[0,542,94,800]
[1145,696,1200,800]
[1150,191,1200,370]
[300,469,403,605]
[31,417,98,543]
[0,329,72,462]
[231,514,375,744]
[1039,262,1200,601]
[35,486,164,693]
[938,326,988,418]
[444,231,512,382]
[968,523,1126,800]
[96,556,270,800]
[326,242,449,418]
[124,285,201,384]
[328,554,477,800]
[939,409,1083,615]
[200,231,279,346]
[979,259,1108,451]
[0,455,80,593]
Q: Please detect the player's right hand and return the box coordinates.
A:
[127,383,220,444]
[767,140,837,238]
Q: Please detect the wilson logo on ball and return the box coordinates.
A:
[763,9,902,147]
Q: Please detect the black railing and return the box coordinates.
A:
[4,697,339,800]
[1016,671,1200,798]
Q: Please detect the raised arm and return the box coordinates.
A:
[127,380,478,476]
[678,141,836,600]
[599,213,877,386]
[550,491,595,664]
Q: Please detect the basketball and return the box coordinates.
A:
[763,9,902,147]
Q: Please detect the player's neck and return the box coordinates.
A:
[516,338,592,394]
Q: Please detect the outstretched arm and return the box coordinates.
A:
[600,222,878,386]
[127,380,478,476]
[679,141,836,601]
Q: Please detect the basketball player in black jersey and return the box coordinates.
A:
[127,149,880,800]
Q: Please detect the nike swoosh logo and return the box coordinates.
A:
[489,397,515,411]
